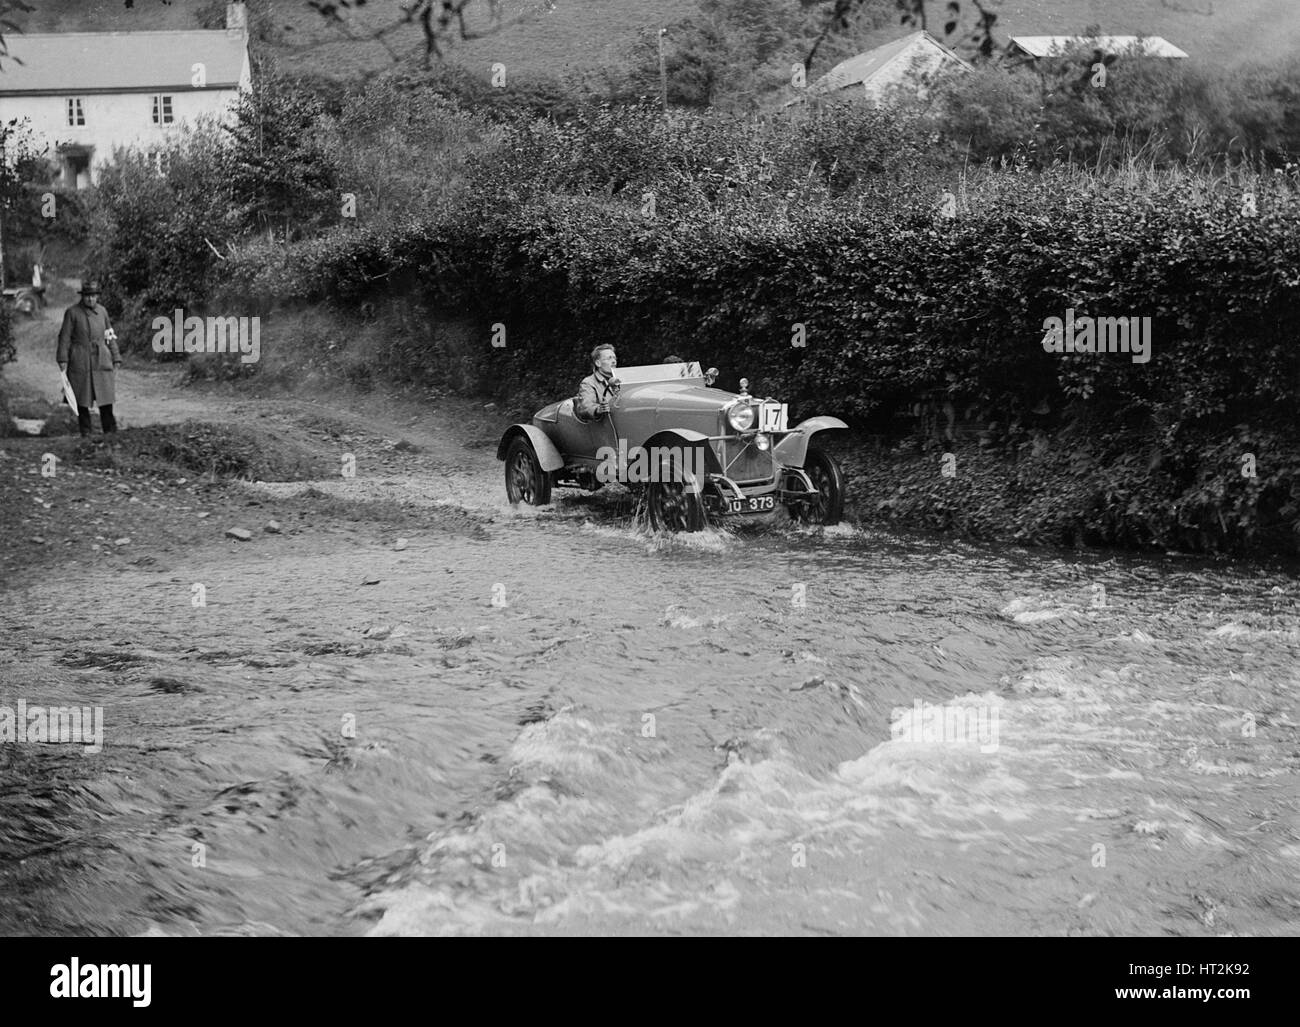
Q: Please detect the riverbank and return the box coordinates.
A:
[838,432,1300,562]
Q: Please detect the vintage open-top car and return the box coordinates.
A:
[497,361,847,531]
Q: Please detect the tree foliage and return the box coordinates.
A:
[225,74,340,241]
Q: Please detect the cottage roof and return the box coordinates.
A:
[0,31,248,94]
[1010,35,1188,58]
[808,31,972,96]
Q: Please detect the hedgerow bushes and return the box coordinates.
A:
[234,159,1300,426]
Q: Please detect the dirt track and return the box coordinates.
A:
[1,309,517,585]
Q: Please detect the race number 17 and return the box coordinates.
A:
[759,403,788,433]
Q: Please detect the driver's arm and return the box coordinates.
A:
[576,377,604,419]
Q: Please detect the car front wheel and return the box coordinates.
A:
[504,437,552,506]
[646,451,706,532]
[790,447,845,525]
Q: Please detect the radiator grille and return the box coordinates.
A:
[718,439,774,484]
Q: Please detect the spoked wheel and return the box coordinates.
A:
[790,447,845,525]
[646,450,706,532]
[504,437,552,506]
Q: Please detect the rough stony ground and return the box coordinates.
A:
[1,313,518,588]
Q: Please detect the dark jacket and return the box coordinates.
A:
[57,302,120,407]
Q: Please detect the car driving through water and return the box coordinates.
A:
[497,360,847,531]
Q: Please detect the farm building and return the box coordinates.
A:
[794,31,973,106]
[1008,35,1189,62]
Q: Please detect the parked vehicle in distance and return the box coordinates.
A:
[3,284,44,318]
[4,263,45,318]
[497,361,847,531]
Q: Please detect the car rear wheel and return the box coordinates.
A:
[790,447,845,525]
[504,437,552,506]
[646,451,706,532]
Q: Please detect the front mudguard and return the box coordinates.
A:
[641,429,725,478]
[773,416,848,468]
[497,424,564,472]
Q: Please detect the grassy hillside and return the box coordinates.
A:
[8,0,698,79]
[272,0,701,81]
[5,0,1298,80]
[12,0,215,32]
[962,0,1298,67]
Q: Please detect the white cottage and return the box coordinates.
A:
[0,3,251,187]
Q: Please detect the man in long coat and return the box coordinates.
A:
[56,280,121,436]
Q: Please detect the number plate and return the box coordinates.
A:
[726,495,776,514]
[758,403,788,433]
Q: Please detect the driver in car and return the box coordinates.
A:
[576,344,619,420]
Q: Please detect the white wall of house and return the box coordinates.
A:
[0,86,245,186]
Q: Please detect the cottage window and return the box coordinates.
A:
[151,95,175,125]
[66,98,85,126]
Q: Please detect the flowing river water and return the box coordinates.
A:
[3,487,1298,936]
[1,322,1298,935]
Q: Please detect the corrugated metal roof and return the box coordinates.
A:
[807,31,971,96]
[0,31,248,93]
[1010,36,1188,58]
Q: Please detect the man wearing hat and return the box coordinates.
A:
[56,280,121,436]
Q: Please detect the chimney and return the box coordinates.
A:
[226,2,248,35]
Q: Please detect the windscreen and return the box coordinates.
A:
[613,362,704,385]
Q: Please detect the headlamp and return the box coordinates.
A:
[727,403,756,432]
